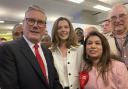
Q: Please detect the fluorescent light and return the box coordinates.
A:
[0,25,14,29]
[19,22,23,24]
[0,20,5,23]
[66,0,84,4]
[93,5,111,11]
[5,25,14,29]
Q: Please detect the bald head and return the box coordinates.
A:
[84,26,98,39]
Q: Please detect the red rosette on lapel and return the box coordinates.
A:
[79,71,89,89]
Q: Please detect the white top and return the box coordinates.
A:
[51,45,83,89]
[23,35,49,81]
[63,57,69,87]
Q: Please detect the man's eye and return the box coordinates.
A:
[38,21,45,24]
[28,19,35,22]
[111,16,117,20]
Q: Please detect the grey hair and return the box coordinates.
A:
[25,5,46,18]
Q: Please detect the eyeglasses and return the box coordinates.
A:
[25,18,46,27]
[110,13,127,22]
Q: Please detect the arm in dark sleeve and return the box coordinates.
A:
[53,65,63,89]
[0,44,20,89]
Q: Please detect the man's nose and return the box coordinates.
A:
[115,17,121,22]
[33,21,38,27]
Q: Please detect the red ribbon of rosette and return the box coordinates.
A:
[79,71,89,89]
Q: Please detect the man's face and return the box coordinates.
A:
[110,6,128,35]
[75,29,84,41]
[101,20,111,34]
[23,10,46,43]
[13,26,23,40]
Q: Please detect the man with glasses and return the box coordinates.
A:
[107,4,128,68]
[0,5,63,89]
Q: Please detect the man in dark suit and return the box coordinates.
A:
[0,5,62,89]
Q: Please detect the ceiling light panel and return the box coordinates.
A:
[93,5,111,11]
[0,21,5,23]
[66,0,84,4]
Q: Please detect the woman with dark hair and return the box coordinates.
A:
[50,17,83,89]
[82,31,128,89]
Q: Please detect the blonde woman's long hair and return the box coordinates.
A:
[51,17,78,51]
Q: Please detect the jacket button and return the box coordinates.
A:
[68,73,71,76]
[68,62,70,64]
[70,85,72,87]
[68,51,70,53]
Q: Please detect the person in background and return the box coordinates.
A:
[41,34,52,48]
[0,37,7,43]
[101,19,120,60]
[50,17,83,89]
[84,26,98,40]
[107,4,128,68]
[12,24,23,40]
[75,27,84,45]
[82,31,128,89]
[44,28,48,35]
[0,5,62,89]
[101,19,112,37]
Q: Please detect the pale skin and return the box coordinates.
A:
[110,4,128,38]
[22,10,46,44]
[101,20,112,34]
[57,20,70,58]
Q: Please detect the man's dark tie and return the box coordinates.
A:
[34,44,47,81]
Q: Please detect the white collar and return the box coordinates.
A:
[23,35,41,48]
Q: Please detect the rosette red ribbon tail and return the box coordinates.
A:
[79,71,89,89]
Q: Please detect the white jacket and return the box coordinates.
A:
[51,45,83,89]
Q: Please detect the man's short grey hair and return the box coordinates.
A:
[111,4,128,14]
[25,5,46,16]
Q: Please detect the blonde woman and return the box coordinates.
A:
[50,17,83,89]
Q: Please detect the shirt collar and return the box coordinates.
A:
[23,35,41,48]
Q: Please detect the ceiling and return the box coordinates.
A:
[0,0,128,33]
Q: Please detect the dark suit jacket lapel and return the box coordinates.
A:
[17,37,48,87]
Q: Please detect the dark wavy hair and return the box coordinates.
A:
[83,31,111,85]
